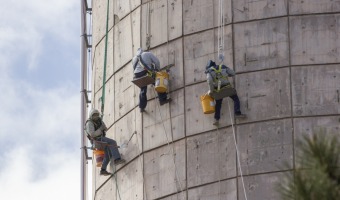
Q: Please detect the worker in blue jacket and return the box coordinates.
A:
[205,60,246,125]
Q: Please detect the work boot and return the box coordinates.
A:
[213,119,219,126]
[140,108,145,113]
[100,169,111,176]
[114,158,126,165]
[235,112,246,119]
[160,98,172,106]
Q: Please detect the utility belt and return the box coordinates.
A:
[213,83,233,92]
[211,83,236,100]
[93,134,103,141]
[134,69,155,79]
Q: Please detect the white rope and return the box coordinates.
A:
[135,130,149,200]
[226,98,248,200]
[146,1,151,49]
[106,149,122,200]
[153,88,185,200]
[218,0,225,64]
[215,127,222,200]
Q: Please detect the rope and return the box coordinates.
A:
[135,131,148,200]
[100,0,110,117]
[99,1,122,199]
[215,126,222,200]
[152,88,185,200]
[112,164,122,200]
[145,1,151,49]
[218,0,225,64]
[226,98,248,200]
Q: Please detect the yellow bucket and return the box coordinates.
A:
[200,94,215,114]
[155,71,169,93]
[93,150,105,167]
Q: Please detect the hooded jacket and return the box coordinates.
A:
[85,108,107,138]
[205,61,235,91]
[132,48,160,74]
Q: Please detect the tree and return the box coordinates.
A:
[278,132,340,200]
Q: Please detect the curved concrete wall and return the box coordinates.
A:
[90,0,340,199]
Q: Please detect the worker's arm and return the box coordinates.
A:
[225,65,235,77]
[132,56,138,70]
[100,121,108,132]
[206,72,215,92]
[149,53,160,71]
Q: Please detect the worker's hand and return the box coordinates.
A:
[208,90,213,96]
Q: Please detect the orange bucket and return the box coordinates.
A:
[200,94,215,114]
[93,150,105,167]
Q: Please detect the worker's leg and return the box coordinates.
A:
[214,99,223,120]
[101,146,112,170]
[229,94,241,114]
[157,92,167,102]
[139,86,147,109]
[158,92,172,106]
[100,137,121,161]
[134,71,148,110]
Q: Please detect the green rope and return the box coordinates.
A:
[101,0,110,117]
[101,2,122,200]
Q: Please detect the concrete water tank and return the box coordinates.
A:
[90,0,340,199]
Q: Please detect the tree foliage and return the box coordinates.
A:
[278,132,340,200]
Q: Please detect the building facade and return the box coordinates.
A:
[89,0,340,199]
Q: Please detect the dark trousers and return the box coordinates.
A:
[214,94,241,120]
[135,70,167,109]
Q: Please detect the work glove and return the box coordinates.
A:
[208,90,213,96]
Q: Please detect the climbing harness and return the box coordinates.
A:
[131,55,157,88]
[210,86,236,100]
[208,65,237,100]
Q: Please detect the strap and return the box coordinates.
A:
[84,119,103,142]
[137,55,154,72]
[211,65,223,73]
[210,65,228,82]
[133,58,138,70]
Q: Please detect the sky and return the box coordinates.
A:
[0,0,85,199]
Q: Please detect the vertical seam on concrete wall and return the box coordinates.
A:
[166,1,181,198]
[230,0,240,199]
[181,0,188,198]
[139,1,146,199]
[287,0,296,174]
[113,0,119,191]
